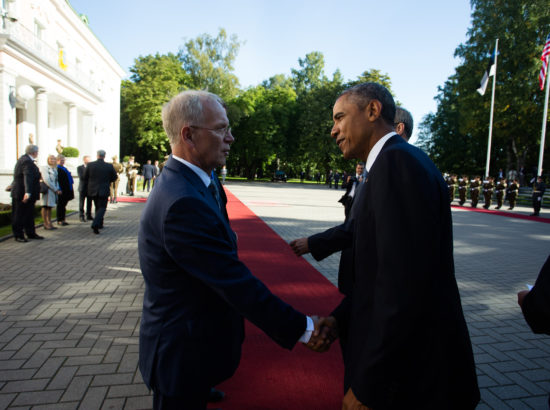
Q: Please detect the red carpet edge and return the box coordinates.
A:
[451,205,550,224]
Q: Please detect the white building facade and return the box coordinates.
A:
[0,0,125,202]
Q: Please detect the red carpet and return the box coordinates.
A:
[116,196,148,203]
[215,188,345,410]
[451,205,550,224]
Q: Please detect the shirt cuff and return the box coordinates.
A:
[298,316,314,343]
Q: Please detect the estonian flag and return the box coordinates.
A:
[477,52,496,96]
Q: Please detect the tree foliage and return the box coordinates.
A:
[418,0,550,177]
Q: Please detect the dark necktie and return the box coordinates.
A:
[208,179,221,210]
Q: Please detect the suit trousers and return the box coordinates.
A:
[91,196,109,228]
[144,178,152,192]
[57,197,68,222]
[79,192,92,219]
[12,198,37,237]
[153,388,209,410]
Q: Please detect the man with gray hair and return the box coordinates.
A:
[11,145,43,242]
[394,106,414,141]
[82,150,117,234]
[138,90,322,409]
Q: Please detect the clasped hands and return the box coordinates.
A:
[304,315,338,352]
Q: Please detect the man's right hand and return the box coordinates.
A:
[305,316,338,352]
[289,237,309,256]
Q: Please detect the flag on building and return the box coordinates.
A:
[477,51,496,96]
[539,33,550,91]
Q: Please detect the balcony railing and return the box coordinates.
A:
[0,19,100,98]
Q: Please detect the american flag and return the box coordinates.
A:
[540,33,550,90]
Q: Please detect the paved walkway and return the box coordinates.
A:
[0,182,548,409]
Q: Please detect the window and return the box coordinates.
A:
[34,20,44,39]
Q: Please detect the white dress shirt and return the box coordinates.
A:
[365,132,398,172]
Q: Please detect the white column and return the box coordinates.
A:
[35,88,48,165]
[0,69,17,170]
[82,112,94,157]
[67,103,77,148]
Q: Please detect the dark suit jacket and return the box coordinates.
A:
[83,159,117,198]
[11,155,40,201]
[57,166,74,202]
[138,156,306,396]
[521,255,550,335]
[333,135,479,409]
[142,164,155,179]
[77,165,86,193]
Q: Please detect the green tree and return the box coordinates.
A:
[179,28,242,101]
[229,83,297,179]
[419,0,550,176]
[121,53,189,162]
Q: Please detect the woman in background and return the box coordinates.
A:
[41,155,60,230]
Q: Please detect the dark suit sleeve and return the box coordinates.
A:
[163,196,306,349]
[23,159,34,195]
[308,222,352,261]
[522,255,550,335]
[351,149,453,405]
[82,165,89,195]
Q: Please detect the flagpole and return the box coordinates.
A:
[538,54,550,177]
[485,38,498,178]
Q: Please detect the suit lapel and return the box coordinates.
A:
[167,158,237,249]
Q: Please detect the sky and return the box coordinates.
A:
[68,0,473,143]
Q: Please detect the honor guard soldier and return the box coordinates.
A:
[531,176,546,216]
[110,155,124,203]
[494,178,507,209]
[458,175,469,206]
[482,176,495,209]
[470,176,481,207]
[507,178,519,210]
[448,174,457,203]
[125,156,140,196]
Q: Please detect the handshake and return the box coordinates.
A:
[303,315,338,352]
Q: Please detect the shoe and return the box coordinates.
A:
[57,221,69,226]
[86,216,93,221]
[44,226,57,230]
[28,234,44,240]
[530,213,539,216]
[507,207,513,210]
[92,226,100,234]
[99,225,104,229]
[208,388,225,402]
[15,236,28,243]
[80,216,86,222]
[113,199,118,203]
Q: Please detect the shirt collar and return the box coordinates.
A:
[172,155,211,187]
[365,132,397,172]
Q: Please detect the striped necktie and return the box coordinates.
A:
[208,178,221,210]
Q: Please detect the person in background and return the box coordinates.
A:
[518,255,550,408]
[41,154,61,231]
[11,145,43,242]
[458,174,469,206]
[221,165,227,184]
[470,176,481,207]
[83,150,118,234]
[153,160,160,187]
[55,139,64,155]
[77,156,92,222]
[110,155,124,203]
[530,176,546,216]
[494,177,507,210]
[507,178,519,210]
[142,160,155,192]
[56,155,74,226]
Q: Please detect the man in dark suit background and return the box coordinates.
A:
[141,160,155,192]
[82,150,117,234]
[77,156,92,222]
[138,90,322,409]
[311,83,479,409]
[11,145,43,242]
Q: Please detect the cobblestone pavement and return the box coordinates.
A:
[0,182,548,409]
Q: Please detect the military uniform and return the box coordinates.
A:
[110,157,124,203]
[470,178,481,207]
[482,178,495,209]
[458,176,468,206]
[506,181,519,210]
[494,179,507,209]
[531,179,546,216]
[447,175,457,203]
[126,159,140,196]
